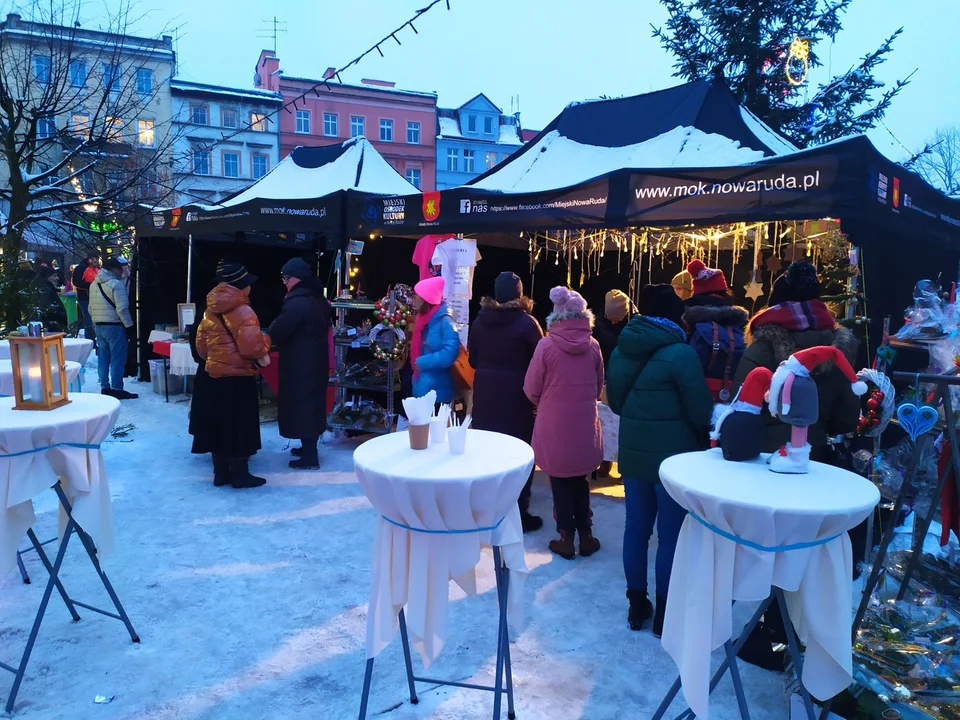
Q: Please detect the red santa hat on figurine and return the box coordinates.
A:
[769,345,867,418]
[710,367,774,461]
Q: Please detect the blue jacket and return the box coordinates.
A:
[413,303,460,403]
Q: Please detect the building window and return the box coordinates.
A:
[139,173,159,199]
[485,152,498,170]
[37,117,56,139]
[137,119,155,147]
[295,109,311,134]
[136,68,153,95]
[191,105,208,125]
[323,112,338,137]
[351,115,365,137]
[467,115,477,132]
[252,154,268,180]
[193,149,210,175]
[405,168,421,189]
[71,114,90,138]
[106,170,124,192]
[250,112,267,131]
[446,148,459,172]
[406,121,420,145]
[34,56,51,84]
[223,152,240,178]
[69,60,86,87]
[484,116,494,134]
[380,119,393,142]
[105,116,123,142]
[222,108,237,128]
[102,63,120,94]
[463,149,476,173]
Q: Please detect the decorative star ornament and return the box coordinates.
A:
[744,280,765,302]
[766,255,782,273]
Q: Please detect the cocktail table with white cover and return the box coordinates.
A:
[0,360,82,398]
[0,393,120,577]
[354,429,534,666]
[168,342,198,376]
[0,337,95,365]
[659,449,880,719]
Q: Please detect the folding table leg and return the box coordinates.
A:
[16,549,29,584]
[26,529,80,621]
[723,640,751,720]
[397,610,418,704]
[358,658,375,720]
[4,519,75,713]
[775,589,816,720]
[493,546,516,720]
[52,484,139,643]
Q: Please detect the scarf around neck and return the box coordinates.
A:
[749,299,836,334]
[410,303,442,377]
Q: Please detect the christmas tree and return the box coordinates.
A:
[652,0,909,146]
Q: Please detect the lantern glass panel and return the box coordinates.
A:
[17,342,44,402]
[46,342,62,397]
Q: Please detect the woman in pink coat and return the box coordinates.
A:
[524,286,604,560]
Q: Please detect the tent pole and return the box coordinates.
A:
[186,234,193,304]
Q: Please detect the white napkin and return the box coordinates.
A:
[402,391,436,425]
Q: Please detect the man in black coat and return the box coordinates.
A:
[267,258,331,469]
[72,256,96,342]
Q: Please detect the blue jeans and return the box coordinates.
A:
[622,478,687,599]
[96,325,128,390]
[77,298,95,340]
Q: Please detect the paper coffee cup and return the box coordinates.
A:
[408,424,430,450]
[430,417,447,444]
[448,429,467,455]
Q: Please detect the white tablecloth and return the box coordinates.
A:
[597,402,619,463]
[168,342,198,376]
[354,429,534,667]
[147,330,173,343]
[660,449,879,720]
[0,394,121,577]
[0,360,82,398]
[0,338,94,366]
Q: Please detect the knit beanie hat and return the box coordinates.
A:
[281,257,312,280]
[770,261,821,304]
[686,259,728,296]
[549,286,587,315]
[671,270,693,294]
[414,276,445,306]
[605,289,630,322]
[494,271,522,303]
[640,284,685,326]
[216,260,257,289]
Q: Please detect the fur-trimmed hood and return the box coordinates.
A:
[748,323,858,369]
[546,307,595,330]
[475,296,539,332]
[480,296,534,313]
[683,304,749,330]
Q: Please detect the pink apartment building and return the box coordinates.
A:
[256,50,437,191]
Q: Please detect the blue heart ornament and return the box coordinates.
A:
[897,403,938,442]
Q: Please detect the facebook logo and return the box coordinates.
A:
[459,199,471,213]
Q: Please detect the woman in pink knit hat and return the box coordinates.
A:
[524,286,604,560]
[409,276,461,404]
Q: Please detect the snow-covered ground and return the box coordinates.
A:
[1,364,786,719]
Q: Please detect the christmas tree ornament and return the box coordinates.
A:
[744,279,765,302]
[710,367,774,461]
[768,346,868,474]
[785,36,811,86]
[897,376,938,443]
[766,255,782,273]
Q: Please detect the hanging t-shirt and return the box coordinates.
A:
[432,238,481,346]
[412,234,455,281]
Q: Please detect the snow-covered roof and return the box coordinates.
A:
[279,76,437,99]
[471,127,769,193]
[498,123,523,146]
[205,137,416,209]
[171,80,283,104]
[739,107,799,155]
[438,117,462,139]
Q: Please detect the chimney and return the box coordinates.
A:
[360,78,396,88]
[257,50,281,91]
[162,34,173,48]
[5,13,21,28]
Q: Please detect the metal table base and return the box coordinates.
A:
[2,482,139,714]
[358,545,516,720]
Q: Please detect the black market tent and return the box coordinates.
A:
[346,75,960,351]
[134,137,418,379]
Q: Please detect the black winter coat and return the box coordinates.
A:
[267,278,331,440]
[593,315,628,370]
[72,263,92,300]
[468,297,544,443]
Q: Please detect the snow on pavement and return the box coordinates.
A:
[1,374,786,719]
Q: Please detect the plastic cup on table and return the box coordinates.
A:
[408,424,430,450]
[430,417,447,444]
[448,428,467,455]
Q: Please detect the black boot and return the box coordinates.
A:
[212,453,231,487]
[627,589,653,631]
[289,436,319,470]
[652,595,667,639]
[229,458,266,488]
[521,511,543,533]
[290,447,303,457]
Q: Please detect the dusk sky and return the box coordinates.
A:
[60,0,960,161]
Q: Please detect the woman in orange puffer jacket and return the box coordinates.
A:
[191,261,271,489]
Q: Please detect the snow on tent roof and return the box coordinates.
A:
[214,137,416,209]
[468,74,798,192]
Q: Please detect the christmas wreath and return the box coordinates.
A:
[856,368,895,437]
[369,323,407,364]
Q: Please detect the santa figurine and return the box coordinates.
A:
[768,345,867,474]
[710,367,774,461]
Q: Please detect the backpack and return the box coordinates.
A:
[689,322,745,402]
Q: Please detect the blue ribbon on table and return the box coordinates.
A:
[381,514,505,535]
[0,442,100,459]
[689,512,843,552]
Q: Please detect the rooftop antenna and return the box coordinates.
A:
[257,16,287,53]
